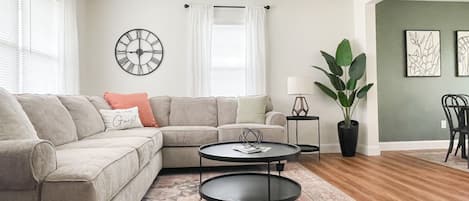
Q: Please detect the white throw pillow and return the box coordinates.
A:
[99,107,143,131]
[236,96,267,124]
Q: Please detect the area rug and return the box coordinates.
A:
[403,150,469,173]
[142,162,354,201]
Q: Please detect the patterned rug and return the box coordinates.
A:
[142,162,354,201]
[403,150,469,172]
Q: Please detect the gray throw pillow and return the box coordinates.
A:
[0,88,38,140]
[236,96,267,124]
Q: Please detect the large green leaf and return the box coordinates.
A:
[312,66,330,77]
[328,74,345,91]
[349,53,366,80]
[357,83,374,99]
[314,82,337,100]
[320,51,343,76]
[346,79,357,90]
[313,66,345,91]
[335,39,353,66]
[338,91,350,107]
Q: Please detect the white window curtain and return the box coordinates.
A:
[0,0,79,94]
[245,6,266,96]
[188,4,213,97]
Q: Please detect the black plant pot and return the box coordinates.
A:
[337,120,359,157]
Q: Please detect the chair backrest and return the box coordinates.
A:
[442,94,467,131]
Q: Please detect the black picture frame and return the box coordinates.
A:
[456,30,469,77]
[404,30,441,77]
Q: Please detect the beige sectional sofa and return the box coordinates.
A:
[0,89,286,201]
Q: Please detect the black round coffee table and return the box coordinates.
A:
[198,141,301,201]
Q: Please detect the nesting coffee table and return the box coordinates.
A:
[198,141,301,201]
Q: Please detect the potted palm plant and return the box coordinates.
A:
[313,39,373,157]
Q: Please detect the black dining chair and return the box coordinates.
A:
[441,94,469,162]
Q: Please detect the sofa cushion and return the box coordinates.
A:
[85,128,163,152]
[236,96,266,124]
[217,97,238,126]
[169,97,217,127]
[87,96,111,110]
[0,88,38,140]
[218,124,286,143]
[104,92,158,127]
[100,107,144,131]
[216,96,274,126]
[42,147,139,201]
[149,96,171,127]
[160,126,218,147]
[57,137,154,169]
[59,96,105,139]
[16,94,78,146]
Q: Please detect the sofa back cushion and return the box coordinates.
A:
[216,96,274,126]
[149,96,171,127]
[16,94,78,145]
[217,97,238,126]
[169,97,217,127]
[0,88,38,140]
[87,96,112,110]
[59,96,105,139]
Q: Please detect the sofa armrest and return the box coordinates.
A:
[0,139,56,190]
[265,111,287,126]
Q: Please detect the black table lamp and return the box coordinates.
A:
[288,76,313,116]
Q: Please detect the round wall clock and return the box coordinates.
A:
[114,29,164,76]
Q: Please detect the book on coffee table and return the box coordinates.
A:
[232,145,271,154]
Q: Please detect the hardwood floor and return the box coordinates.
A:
[299,152,469,201]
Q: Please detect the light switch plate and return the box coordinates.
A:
[441,120,447,129]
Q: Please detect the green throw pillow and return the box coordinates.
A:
[236,96,266,124]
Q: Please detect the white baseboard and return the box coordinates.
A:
[379,140,456,151]
[320,144,381,156]
[320,140,456,156]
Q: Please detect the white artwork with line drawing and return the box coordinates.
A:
[457,31,469,76]
[406,30,441,77]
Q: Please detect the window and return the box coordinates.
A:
[0,0,63,93]
[210,8,246,96]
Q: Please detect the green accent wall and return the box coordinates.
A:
[377,0,469,142]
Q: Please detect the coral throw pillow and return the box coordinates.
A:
[104,92,158,127]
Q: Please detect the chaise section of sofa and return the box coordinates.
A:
[0,91,164,201]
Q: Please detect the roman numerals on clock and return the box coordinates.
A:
[114,29,164,76]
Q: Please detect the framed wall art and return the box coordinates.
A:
[457,30,469,77]
[405,30,441,77]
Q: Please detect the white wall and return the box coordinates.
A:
[78,0,356,149]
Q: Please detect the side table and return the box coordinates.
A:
[286,116,320,160]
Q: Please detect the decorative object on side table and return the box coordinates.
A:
[405,30,441,77]
[115,28,164,76]
[312,39,374,157]
[457,30,469,76]
[288,76,314,116]
[286,115,320,160]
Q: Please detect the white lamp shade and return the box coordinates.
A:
[288,76,313,95]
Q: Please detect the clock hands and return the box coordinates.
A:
[137,30,142,66]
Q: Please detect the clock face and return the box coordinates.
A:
[114,29,164,76]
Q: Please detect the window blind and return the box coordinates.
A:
[0,0,19,92]
[0,0,63,94]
